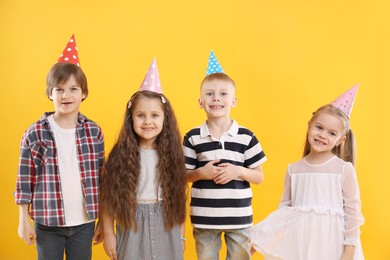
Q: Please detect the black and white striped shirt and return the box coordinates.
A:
[183,120,266,229]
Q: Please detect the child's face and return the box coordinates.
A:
[199,79,237,120]
[307,112,346,155]
[132,97,165,149]
[49,74,85,118]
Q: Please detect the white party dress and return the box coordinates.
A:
[250,156,364,260]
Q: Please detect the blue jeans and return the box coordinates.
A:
[193,227,250,260]
[35,221,95,260]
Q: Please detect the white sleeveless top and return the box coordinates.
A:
[136,149,162,203]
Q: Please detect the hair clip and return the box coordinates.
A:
[127,100,132,109]
[161,96,166,104]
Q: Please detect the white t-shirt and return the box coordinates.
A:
[48,115,90,226]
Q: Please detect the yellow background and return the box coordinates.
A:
[1,0,389,259]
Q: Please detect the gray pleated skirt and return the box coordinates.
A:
[116,202,183,260]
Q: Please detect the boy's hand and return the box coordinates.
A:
[18,220,36,246]
[103,232,117,260]
[213,163,240,184]
[93,220,104,245]
[199,159,221,180]
[18,204,36,246]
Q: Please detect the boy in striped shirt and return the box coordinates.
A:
[183,66,267,259]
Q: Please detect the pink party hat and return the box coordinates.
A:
[330,84,359,117]
[57,34,80,66]
[139,57,162,94]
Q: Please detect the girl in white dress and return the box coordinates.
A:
[250,86,364,260]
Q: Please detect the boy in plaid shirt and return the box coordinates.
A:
[14,35,104,260]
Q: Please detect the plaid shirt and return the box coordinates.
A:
[14,112,104,226]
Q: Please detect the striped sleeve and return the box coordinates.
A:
[183,129,199,170]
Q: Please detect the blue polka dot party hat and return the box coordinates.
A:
[206,50,224,76]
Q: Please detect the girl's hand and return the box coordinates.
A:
[18,220,36,246]
[182,240,185,253]
[340,245,355,260]
[250,246,257,255]
[92,220,104,245]
[103,232,117,260]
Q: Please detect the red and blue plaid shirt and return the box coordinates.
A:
[14,112,105,226]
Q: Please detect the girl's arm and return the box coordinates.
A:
[101,211,117,260]
[180,223,186,252]
[342,163,364,250]
[18,204,36,246]
[278,167,292,208]
[340,245,355,260]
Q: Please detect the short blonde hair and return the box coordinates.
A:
[200,73,235,91]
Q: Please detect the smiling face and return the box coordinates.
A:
[49,74,86,118]
[307,112,347,155]
[132,96,165,149]
[199,79,237,120]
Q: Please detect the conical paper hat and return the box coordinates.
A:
[139,57,162,94]
[57,34,80,66]
[330,84,358,117]
[206,50,224,76]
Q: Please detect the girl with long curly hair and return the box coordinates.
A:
[100,59,187,260]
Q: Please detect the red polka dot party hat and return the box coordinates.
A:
[57,34,80,66]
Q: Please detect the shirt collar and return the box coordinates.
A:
[40,112,87,126]
[200,120,239,138]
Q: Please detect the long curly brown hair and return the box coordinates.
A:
[100,91,187,231]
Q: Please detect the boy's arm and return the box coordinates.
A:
[238,165,264,184]
[213,164,264,185]
[186,160,221,182]
[93,127,105,245]
[16,133,37,245]
[18,204,36,245]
